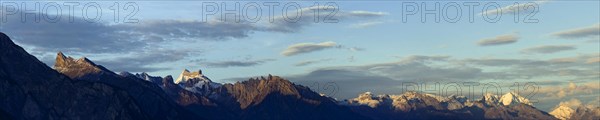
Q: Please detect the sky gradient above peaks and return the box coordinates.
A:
[0,0,599,112]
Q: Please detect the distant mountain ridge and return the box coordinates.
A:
[55,57,364,119]
[340,91,556,120]
[1,32,598,120]
[550,102,600,120]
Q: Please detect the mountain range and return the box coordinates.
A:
[0,32,598,120]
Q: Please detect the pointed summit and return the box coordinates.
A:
[57,51,65,58]
[53,52,113,79]
[480,93,500,105]
[140,72,150,77]
[174,68,222,95]
[499,92,532,106]
[0,32,15,46]
[175,69,207,84]
[55,51,75,69]
[77,57,98,66]
[550,104,575,120]
[56,52,67,61]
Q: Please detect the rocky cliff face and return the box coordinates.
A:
[210,75,368,120]
[127,72,365,120]
[158,75,234,119]
[54,52,113,80]
[0,32,149,119]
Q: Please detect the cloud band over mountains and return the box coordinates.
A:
[0,5,386,72]
[521,45,576,54]
[552,24,600,39]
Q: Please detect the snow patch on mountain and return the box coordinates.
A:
[498,92,533,106]
[343,91,468,111]
[350,92,384,108]
[342,91,536,112]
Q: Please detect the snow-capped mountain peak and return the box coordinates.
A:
[174,69,221,95]
[175,69,207,84]
[550,104,575,120]
[498,92,532,106]
[353,92,382,108]
[480,93,500,105]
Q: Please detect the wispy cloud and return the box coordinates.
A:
[281,41,338,56]
[347,11,388,17]
[3,16,257,54]
[349,21,384,28]
[551,24,600,39]
[348,47,366,52]
[203,59,275,68]
[295,58,334,66]
[477,33,519,46]
[1,5,383,73]
[480,0,548,15]
[2,5,385,55]
[264,6,388,33]
[521,45,576,54]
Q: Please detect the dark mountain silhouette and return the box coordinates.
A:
[54,52,201,119]
[0,32,150,119]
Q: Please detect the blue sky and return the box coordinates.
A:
[1,0,599,111]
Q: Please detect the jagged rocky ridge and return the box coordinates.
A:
[549,102,600,120]
[340,91,557,120]
[0,32,195,119]
[52,52,365,119]
[124,70,367,120]
[54,52,200,120]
